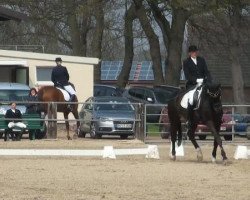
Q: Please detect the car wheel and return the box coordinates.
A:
[246,126,250,140]
[198,135,206,140]
[224,135,232,141]
[120,134,129,139]
[90,123,101,139]
[35,129,46,139]
[78,129,86,138]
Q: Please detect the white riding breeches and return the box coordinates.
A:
[8,122,27,129]
[64,85,76,95]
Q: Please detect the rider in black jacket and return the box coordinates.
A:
[51,57,76,110]
[183,45,212,129]
[183,45,212,90]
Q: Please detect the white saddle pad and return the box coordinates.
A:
[180,87,203,109]
[56,87,70,101]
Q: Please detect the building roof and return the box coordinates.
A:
[0,49,100,65]
[0,6,27,21]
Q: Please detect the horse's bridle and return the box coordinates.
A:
[207,88,221,98]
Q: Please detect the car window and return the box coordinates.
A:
[95,101,134,111]
[105,88,117,96]
[144,90,154,102]
[94,86,106,96]
[154,88,178,104]
[0,90,29,101]
[128,88,145,100]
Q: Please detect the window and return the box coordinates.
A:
[36,67,53,81]
[128,88,145,100]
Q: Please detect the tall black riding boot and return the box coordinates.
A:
[67,94,76,111]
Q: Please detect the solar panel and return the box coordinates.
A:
[101,61,183,81]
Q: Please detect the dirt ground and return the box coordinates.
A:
[0,128,249,200]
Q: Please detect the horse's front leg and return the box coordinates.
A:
[170,125,177,161]
[212,121,221,163]
[64,112,71,140]
[212,139,218,163]
[187,123,203,161]
[207,121,227,164]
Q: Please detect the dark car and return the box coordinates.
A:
[79,96,136,139]
[94,84,124,97]
[123,85,180,122]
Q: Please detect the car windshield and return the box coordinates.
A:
[154,89,177,104]
[95,101,134,111]
[0,90,29,101]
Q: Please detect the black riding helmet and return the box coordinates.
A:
[55,57,62,62]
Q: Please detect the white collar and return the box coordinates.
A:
[11,109,15,112]
[191,57,197,65]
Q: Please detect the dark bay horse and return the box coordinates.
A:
[37,86,79,140]
[168,82,228,164]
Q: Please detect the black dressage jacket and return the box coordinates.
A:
[183,56,212,89]
[5,109,22,123]
[51,65,69,87]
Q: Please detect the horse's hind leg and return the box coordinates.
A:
[64,112,71,140]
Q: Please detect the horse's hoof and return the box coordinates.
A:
[211,157,216,163]
[67,137,72,140]
[73,134,78,139]
[223,159,228,166]
[197,148,203,162]
[170,155,176,161]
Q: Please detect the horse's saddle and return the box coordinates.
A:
[180,84,203,110]
[56,87,70,101]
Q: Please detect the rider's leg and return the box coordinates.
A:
[63,85,76,110]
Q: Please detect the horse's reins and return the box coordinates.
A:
[207,88,221,98]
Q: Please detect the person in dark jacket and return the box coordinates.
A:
[183,45,212,90]
[51,57,76,110]
[183,45,212,130]
[5,102,26,141]
[26,88,39,114]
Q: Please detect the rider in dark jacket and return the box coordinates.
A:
[183,45,212,129]
[183,45,212,90]
[51,57,76,110]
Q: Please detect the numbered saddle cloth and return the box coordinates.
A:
[180,86,203,110]
[56,87,70,101]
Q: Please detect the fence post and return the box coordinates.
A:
[47,102,57,139]
[135,103,145,142]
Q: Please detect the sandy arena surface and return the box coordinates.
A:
[0,128,249,200]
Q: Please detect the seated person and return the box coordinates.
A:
[26,88,39,114]
[5,102,26,141]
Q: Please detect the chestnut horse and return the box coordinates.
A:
[37,85,79,140]
[168,82,228,164]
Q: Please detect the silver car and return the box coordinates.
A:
[79,96,136,139]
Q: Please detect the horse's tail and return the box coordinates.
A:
[177,118,182,146]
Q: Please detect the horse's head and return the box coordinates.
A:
[204,82,222,113]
